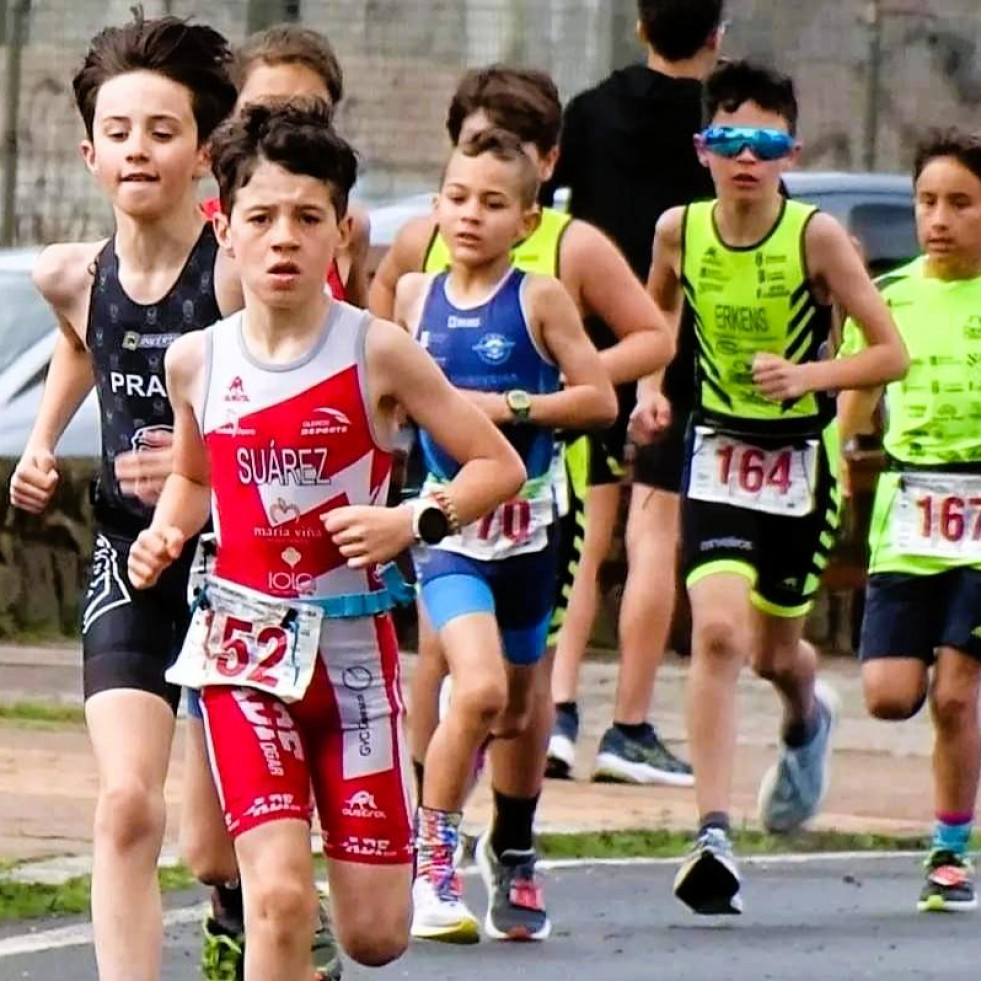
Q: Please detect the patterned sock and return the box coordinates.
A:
[933,814,973,856]
[415,806,461,886]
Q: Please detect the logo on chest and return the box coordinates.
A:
[472,333,516,366]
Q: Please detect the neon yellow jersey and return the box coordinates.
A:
[423,206,572,276]
[841,257,981,574]
[681,199,834,434]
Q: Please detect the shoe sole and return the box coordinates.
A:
[592,752,695,787]
[410,919,481,944]
[757,679,841,834]
[475,833,552,942]
[917,894,978,913]
[673,851,742,916]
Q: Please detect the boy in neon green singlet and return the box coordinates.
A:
[641,60,907,915]
[840,129,981,913]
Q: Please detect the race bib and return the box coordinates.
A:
[167,577,322,702]
[688,427,818,517]
[891,472,981,560]
[440,495,555,560]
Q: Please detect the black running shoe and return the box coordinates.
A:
[592,724,694,786]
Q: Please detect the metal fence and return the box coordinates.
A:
[1,0,980,245]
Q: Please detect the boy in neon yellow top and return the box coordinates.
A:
[641,60,907,915]
[840,128,981,913]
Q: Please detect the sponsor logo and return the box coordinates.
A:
[268,547,315,595]
[964,316,981,341]
[236,444,331,486]
[243,793,301,820]
[233,691,304,776]
[269,498,302,526]
[472,332,515,365]
[714,304,769,335]
[122,331,181,351]
[342,790,386,820]
[343,665,372,691]
[300,407,351,437]
[82,534,132,634]
[340,835,394,858]
[448,314,481,329]
[110,371,167,398]
[701,536,753,552]
[225,376,250,403]
[214,410,257,437]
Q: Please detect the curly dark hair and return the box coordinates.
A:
[210,97,358,218]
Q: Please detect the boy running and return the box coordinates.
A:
[186,24,364,979]
[370,67,673,936]
[127,99,525,978]
[639,60,908,915]
[840,128,981,913]
[395,128,616,942]
[9,15,238,980]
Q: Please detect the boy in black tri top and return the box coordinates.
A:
[8,13,238,979]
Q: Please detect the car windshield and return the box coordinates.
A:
[0,269,51,377]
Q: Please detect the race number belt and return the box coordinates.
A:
[891,472,981,560]
[167,566,414,702]
[688,426,819,517]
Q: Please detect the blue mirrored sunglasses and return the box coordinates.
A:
[700,126,794,161]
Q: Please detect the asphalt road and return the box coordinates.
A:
[2,856,978,981]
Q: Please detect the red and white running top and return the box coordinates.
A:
[195,302,393,604]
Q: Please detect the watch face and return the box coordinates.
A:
[508,390,531,415]
[419,505,450,544]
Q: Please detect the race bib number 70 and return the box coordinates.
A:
[891,473,981,560]
[688,427,818,517]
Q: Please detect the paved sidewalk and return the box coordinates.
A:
[0,642,939,875]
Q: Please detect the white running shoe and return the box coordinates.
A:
[410,874,480,944]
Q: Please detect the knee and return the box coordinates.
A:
[95,781,165,851]
[451,675,508,730]
[249,877,317,939]
[931,684,976,732]
[751,642,798,683]
[864,684,925,721]
[340,912,410,967]
[180,827,235,886]
[694,614,746,665]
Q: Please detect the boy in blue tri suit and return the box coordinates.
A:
[394,128,616,942]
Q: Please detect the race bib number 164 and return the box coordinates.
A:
[688,427,818,517]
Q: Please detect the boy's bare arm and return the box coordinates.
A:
[756,215,909,400]
[392,272,430,336]
[367,215,437,319]
[561,220,675,384]
[343,205,372,307]
[127,334,212,589]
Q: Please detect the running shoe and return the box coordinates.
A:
[201,914,244,980]
[673,826,742,916]
[918,850,977,913]
[412,808,480,944]
[475,831,551,941]
[312,891,343,979]
[758,681,839,834]
[410,873,480,944]
[545,704,579,780]
[592,724,694,786]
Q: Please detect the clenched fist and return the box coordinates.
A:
[128,525,186,589]
[10,449,59,514]
[323,505,414,568]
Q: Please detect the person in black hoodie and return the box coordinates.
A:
[545,0,725,788]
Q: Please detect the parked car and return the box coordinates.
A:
[0,173,917,461]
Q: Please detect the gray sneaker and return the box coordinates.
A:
[592,724,694,787]
[758,681,840,834]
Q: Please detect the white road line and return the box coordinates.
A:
[0,851,922,960]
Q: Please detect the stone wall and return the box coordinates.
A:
[0,459,96,638]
